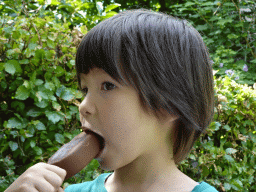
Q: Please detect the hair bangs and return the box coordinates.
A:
[75,20,128,89]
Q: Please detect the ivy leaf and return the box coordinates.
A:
[55,66,65,77]
[45,82,55,91]
[224,154,234,162]
[35,79,44,86]
[7,117,22,129]
[52,101,61,111]
[35,100,49,108]
[36,122,46,130]
[10,131,18,138]
[4,60,22,74]
[55,133,65,144]
[45,111,62,124]
[30,140,36,148]
[15,85,30,100]
[224,183,231,190]
[31,120,46,130]
[56,86,74,101]
[105,4,120,13]
[9,141,18,151]
[34,146,43,155]
[27,108,42,117]
[28,43,38,50]
[19,59,29,64]
[226,148,237,154]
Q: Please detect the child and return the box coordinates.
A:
[6,8,218,192]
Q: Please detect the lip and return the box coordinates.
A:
[81,126,105,158]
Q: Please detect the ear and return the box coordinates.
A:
[157,108,179,125]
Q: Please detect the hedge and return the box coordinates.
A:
[1,3,256,192]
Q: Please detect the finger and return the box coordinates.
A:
[43,169,64,190]
[44,164,67,182]
[34,179,55,192]
[58,187,65,192]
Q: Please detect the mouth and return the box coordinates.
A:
[81,126,105,158]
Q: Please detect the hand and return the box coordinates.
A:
[5,162,66,192]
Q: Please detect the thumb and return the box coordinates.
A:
[58,187,65,192]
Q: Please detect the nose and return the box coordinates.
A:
[79,94,96,118]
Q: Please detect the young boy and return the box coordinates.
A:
[6,9,218,192]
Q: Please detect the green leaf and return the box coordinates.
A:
[19,59,29,64]
[224,183,232,190]
[45,82,55,91]
[223,125,231,131]
[224,154,234,162]
[9,141,18,151]
[35,100,48,108]
[28,43,38,50]
[52,101,61,111]
[196,24,208,31]
[34,146,43,155]
[47,39,55,49]
[64,132,72,140]
[51,0,60,5]
[4,60,22,74]
[7,117,22,129]
[233,179,243,189]
[32,120,46,130]
[27,108,42,117]
[1,81,7,90]
[30,140,36,148]
[214,121,221,131]
[10,131,18,138]
[105,4,120,13]
[217,18,233,26]
[202,165,209,177]
[226,148,237,154]
[36,90,48,102]
[11,101,25,111]
[55,133,65,144]
[35,79,44,86]
[55,66,65,77]
[56,86,74,101]
[15,85,30,100]
[45,111,62,124]
[227,34,239,39]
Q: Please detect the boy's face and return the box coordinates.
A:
[79,68,175,171]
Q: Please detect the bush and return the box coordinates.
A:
[179,74,256,192]
[0,15,84,190]
[1,1,255,192]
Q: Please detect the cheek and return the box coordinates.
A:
[101,96,142,132]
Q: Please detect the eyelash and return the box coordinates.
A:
[81,81,116,94]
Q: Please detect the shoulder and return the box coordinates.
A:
[192,181,219,192]
[64,173,112,192]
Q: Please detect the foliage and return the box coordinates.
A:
[0,0,120,31]
[0,14,84,190]
[0,1,120,191]
[179,73,256,192]
[169,0,256,86]
[0,0,255,192]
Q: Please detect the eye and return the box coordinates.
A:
[102,81,116,91]
[80,81,116,95]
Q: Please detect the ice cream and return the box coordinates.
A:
[48,129,104,180]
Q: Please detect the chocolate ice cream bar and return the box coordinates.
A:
[48,130,103,180]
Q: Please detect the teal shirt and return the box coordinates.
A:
[65,173,218,192]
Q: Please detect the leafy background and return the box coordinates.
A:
[0,0,255,191]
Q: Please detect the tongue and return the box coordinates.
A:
[48,131,102,180]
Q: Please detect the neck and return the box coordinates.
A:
[105,132,186,191]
